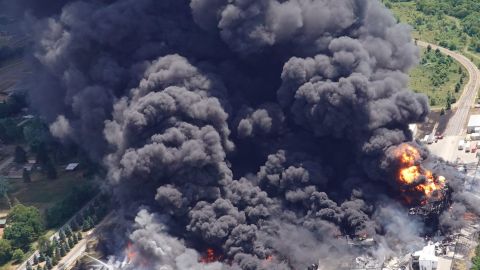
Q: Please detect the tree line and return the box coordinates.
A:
[0,193,110,268]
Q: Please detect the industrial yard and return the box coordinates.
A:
[4,1,480,270]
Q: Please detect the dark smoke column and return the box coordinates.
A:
[15,0,435,269]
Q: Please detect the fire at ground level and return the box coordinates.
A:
[64,171,480,270]
[46,144,479,270]
[68,212,480,270]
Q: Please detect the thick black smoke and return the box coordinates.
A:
[10,0,480,269]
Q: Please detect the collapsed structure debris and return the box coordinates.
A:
[339,214,480,270]
[408,186,452,232]
[8,0,480,269]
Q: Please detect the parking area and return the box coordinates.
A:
[426,135,479,164]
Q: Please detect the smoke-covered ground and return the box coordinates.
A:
[6,0,480,269]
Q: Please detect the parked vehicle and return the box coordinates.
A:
[465,141,471,152]
[458,140,465,150]
[472,142,478,153]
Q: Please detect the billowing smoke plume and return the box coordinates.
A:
[9,0,479,269]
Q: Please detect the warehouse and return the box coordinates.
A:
[467,115,480,133]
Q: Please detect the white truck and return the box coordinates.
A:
[465,141,471,152]
[458,140,465,150]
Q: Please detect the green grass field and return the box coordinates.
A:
[408,48,467,110]
[0,170,94,270]
[388,1,480,67]
[2,170,92,214]
[390,2,465,49]
[384,2,470,110]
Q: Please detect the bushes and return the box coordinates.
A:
[472,239,480,269]
[0,239,12,264]
[12,249,24,263]
[45,185,97,228]
[33,194,109,270]
[4,204,44,251]
[421,49,454,87]
[414,0,480,49]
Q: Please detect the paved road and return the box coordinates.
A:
[16,195,101,270]
[417,41,480,136]
[54,237,87,270]
[54,212,114,270]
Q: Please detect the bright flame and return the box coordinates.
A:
[395,144,446,200]
[200,248,222,264]
[126,242,137,263]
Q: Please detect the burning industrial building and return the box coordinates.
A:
[5,0,480,269]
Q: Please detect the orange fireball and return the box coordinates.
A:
[394,144,446,200]
[200,248,222,264]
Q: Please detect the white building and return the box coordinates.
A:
[411,243,452,270]
[409,124,418,138]
[467,115,480,133]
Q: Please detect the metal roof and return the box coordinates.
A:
[65,163,79,171]
[468,115,480,127]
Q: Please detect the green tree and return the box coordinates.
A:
[6,204,44,236]
[71,219,80,232]
[72,233,78,244]
[38,253,45,262]
[12,248,24,262]
[14,146,27,164]
[22,169,31,183]
[65,225,72,237]
[23,120,50,154]
[53,250,59,265]
[38,236,49,254]
[60,245,66,257]
[82,218,91,232]
[446,99,452,110]
[45,257,52,269]
[4,224,34,250]
[46,185,97,228]
[0,118,21,143]
[455,82,461,93]
[3,223,35,250]
[4,204,44,250]
[472,242,480,269]
[0,177,11,208]
[0,239,12,264]
[68,237,74,249]
[59,230,66,243]
[44,160,57,180]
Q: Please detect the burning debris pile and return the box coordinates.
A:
[392,144,452,228]
[394,144,447,203]
[6,0,480,269]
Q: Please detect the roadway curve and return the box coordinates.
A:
[416,40,480,136]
